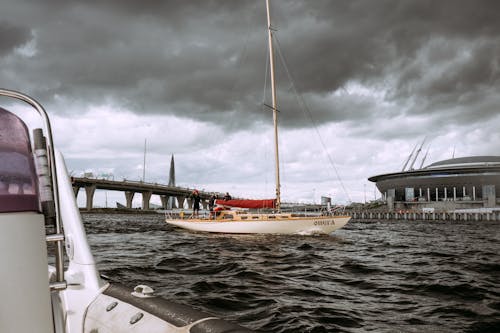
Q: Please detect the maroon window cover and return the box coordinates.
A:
[0,107,40,213]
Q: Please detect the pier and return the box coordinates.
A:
[71,177,222,211]
[349,210,500,222]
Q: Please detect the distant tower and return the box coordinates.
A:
[167,155,176,209]
[168,154,175,186]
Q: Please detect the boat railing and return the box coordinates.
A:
[0,88,66,290]
[318,205,349,216]
[164,210,213,220]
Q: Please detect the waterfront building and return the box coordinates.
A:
[368,156,500,211]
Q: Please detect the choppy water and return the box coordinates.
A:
[81,213,500,332]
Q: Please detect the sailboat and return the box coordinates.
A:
[165,0,351,235]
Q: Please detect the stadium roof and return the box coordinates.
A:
[426,156,500,169]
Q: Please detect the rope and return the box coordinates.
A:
[273,35,352,203]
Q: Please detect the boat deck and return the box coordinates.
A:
[168,210,350,222]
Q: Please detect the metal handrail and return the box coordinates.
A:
[0,88,65,286]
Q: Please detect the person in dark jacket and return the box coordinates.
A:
[191,190,201,217]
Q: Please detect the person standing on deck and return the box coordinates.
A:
[208,194,216,218]
[223,192,232,201]
[191,190,201,217]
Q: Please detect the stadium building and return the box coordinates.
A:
[368,156,500,211]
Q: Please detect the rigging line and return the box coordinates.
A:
[230,3,266,99]
[273,35,352,202]
[224,22,254,133]
[230,30,251,94]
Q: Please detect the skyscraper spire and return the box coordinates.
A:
[168,154,175,186]
[167,154,176,209]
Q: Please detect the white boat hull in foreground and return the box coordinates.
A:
[166,215,351,235]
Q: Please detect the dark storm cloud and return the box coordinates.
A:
[0,22,31,56]
[1,0,499,132]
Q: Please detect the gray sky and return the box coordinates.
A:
[1,0,499,206]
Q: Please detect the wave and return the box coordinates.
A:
[84,214,500,332]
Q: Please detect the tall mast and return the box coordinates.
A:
[266,0,281,210]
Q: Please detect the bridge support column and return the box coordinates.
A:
[73,186,80,198]
[125,191,135,209]
[142,191,152,210]
[186,198,193,209]
[84,185,96,211]
[160,195,168,209]
[176,196,185,209]
[168,196,176,209]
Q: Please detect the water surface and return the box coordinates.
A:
[82,213,500,332]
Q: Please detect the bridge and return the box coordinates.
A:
[71,177,224,211]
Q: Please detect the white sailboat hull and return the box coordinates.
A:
[166,215,350,235]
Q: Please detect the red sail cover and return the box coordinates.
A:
[215,199,276,209]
